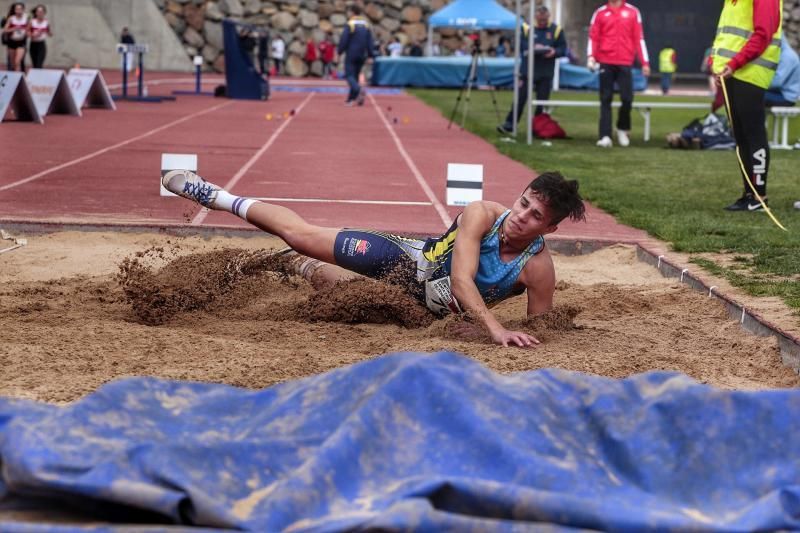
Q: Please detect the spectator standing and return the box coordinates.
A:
[765,37,799,107]
[430,38,441,56]
[271,34,285,75]
[257,30,269,75]
[387,37,403,58]
[318,32,336,79]
[496,37,508,58]
[587,0,651,148]
[712,0,782,212]
[658,47,676,94]
[497,6,566,134]
[304,37,317,70]
[28,5,51,69]
[408,40,423,57]
[120,26,135,73]
[337,5,375,106]
[3,2,28,72]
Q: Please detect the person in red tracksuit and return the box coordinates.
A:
[587,0,651,148]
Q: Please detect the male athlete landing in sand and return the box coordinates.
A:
[162,170,585,347]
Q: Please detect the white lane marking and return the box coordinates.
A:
[191,92,316,225]
[0,101,235,192]
[368,93,451,228]
[252,197,431,206]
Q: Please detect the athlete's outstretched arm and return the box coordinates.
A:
[450,202,540,348]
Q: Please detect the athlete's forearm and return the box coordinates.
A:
[452,278,504,336]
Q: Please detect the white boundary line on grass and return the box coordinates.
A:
[191,92,316,226]
[368,93,452,229]
[0,101,235,192]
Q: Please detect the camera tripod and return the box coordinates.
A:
[447,43,501,129]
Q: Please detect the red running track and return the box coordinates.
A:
[0,72,647,242]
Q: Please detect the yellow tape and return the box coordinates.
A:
[719,77,788,231]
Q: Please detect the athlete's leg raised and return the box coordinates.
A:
[162,169,338,263]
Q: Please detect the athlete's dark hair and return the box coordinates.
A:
[527,171,586,225]
[349,5,362,15]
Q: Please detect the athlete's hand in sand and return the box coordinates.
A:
[491,327,540,348]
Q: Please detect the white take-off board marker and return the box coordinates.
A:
[446,163,483,206]
[160,153,197,197]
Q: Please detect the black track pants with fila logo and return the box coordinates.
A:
[725,77,769,197]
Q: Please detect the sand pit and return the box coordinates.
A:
[2,230,798,404]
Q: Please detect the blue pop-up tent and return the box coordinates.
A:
[428,0,517,30]
[426,0,518,55]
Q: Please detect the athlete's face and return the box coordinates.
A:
[505,188,558,241]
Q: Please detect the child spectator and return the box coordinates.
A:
[318,32,336,79]
[271,35,285,75]
[304,37,317,70]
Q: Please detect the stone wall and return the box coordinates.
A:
[156,0,544,75]
[158,0,798,76]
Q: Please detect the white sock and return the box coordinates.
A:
[214,190,257,220]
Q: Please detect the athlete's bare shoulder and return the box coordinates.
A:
[462,200,506,221]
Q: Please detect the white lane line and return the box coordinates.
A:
[191,92,316,225]
[368,93,451,229]
[0,100,235,192]
[252,197,431,206]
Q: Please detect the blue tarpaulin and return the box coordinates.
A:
[371,57,648,91]
[1,352,799,531]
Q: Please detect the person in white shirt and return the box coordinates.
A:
[28,4,52,69]
[387,37,403,58]
[271,35,285,75]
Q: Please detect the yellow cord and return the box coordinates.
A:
[719,76,788,231]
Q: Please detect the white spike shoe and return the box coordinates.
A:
[162,169,221,208]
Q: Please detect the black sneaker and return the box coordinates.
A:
[497,124,512,135]
[724,195,766,212]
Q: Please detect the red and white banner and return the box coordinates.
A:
[66,68,115,110]
[27,68,81,117]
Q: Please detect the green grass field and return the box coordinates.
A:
[411,88,800,314]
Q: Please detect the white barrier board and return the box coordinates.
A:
[27,69,81,117]
[0,71,43,123]
[160,154,198,197]
[446,163,483,206]
[67,68,115,110]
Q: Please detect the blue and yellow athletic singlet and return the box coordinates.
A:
[333,210,545,314]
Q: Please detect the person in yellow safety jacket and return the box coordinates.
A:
[658,47,677,94]
[712,0,782,212]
